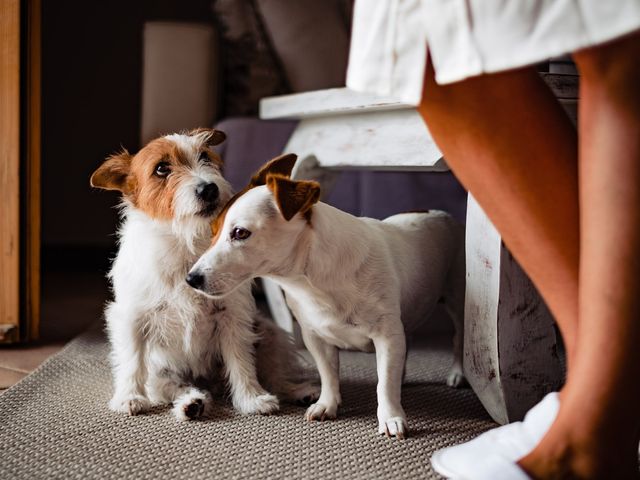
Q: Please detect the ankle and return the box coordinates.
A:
[519,433,640,479]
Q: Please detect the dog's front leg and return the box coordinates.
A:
[106,303,150,415]
[301,328,341,421]
[372,323,408,439]
[218,318,279,415]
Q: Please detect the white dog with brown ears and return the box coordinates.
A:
[187,155,466,438]
[90,130,317,421]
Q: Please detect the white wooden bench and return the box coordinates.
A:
[259,75,575,424]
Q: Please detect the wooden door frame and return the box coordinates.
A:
[0,0,41,343]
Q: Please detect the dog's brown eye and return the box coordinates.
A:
[230,227,251,241]
[199,151,210,163]
[154,162,171,177]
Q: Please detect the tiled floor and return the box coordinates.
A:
[0,271,109,393]
[0,343,66,388]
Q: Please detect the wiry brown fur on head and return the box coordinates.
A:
[90,129,226,220]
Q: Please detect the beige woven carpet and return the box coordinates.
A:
[0,324,495,479]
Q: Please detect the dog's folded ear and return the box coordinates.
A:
[266,174,320,221]
[188,128,227,146]
[250,154,298,187]
[90,150,133,193]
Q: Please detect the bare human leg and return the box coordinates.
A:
[519,31,640,479]
[417,61,580,365]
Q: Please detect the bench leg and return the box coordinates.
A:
[261,277,302,343]
[463,194,564,424]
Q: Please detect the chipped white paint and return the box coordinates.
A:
[283,110,447,171]
[464,195,562,424]
[260,87,412,120]
[262,277,303,346]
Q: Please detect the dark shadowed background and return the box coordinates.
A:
[35,0,468,350]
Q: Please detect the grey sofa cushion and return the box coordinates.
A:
[256,0,350,92]
[214,117,298,192]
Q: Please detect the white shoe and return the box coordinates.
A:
[471,455,531,479]
[431,392,560,479]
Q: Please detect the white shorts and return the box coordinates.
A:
[347,0,640,105]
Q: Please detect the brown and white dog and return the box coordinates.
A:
[187,155,466,437]
[90,130,317,421]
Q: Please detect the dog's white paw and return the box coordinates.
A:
[378,416,408,439]
[109,394,151,416]
[289,382,321,406]
[304,401,338,421]
[446,366,468,388]
[172,388,211,421]
[237,393,280,415]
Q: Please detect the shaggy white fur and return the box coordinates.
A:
[92,131,317,421]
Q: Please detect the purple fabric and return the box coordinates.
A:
[213,117,298,191]
[214,117,468,223]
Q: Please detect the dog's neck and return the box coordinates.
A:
[276,202,372,291]
[119,203,212,259]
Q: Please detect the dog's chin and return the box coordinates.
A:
[191,285,232,300]
[196,202,220,219]
[193,276,250,300]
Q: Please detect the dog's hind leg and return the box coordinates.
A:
[445,313,467,388]
[444,243,468,388]
[171,386,212,421]
[254,317,320,405]
[281,381,321,406]
[147,368,213,421]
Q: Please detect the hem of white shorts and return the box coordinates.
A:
[347,17,640,106]
[435,22,640,85]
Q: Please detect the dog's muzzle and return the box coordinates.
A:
[185,271,205,290]
[196,182,219,203]
[196,182,220,216]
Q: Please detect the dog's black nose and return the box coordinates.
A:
[185,271,204,290]
[196,182,219,203]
